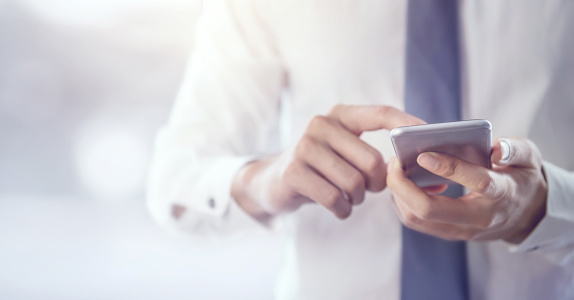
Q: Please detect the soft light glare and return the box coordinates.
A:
[74,119,149,199]
[0,61,63,123]
[18,0,196,24]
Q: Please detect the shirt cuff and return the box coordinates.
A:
[173,155,278,237]
[182,156,253,217]
[510,161,574,258]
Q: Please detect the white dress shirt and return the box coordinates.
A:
[147,1,574,299]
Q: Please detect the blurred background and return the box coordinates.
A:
[0,0,283,299]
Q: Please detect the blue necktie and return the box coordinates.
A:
[402,1,468,300]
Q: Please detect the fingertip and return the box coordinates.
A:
[367,157,388,192]
[413,117,428,126]
[417,152,440,171]
[422,184,448,195]
[336,206,352,220]
[498,138,512,164]
[402,115,427,127]
[491,138,502,165]
[492,138,513,166]
[386,156,408,190]
[390,156,404,175]
[367,178,386,193]
[333,194,353,219]
[351,192,366,206]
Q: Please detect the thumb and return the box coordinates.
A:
[491,137,541,168]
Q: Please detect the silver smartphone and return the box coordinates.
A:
[390,119,492,187]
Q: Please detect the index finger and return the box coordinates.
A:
[328,105,426,135]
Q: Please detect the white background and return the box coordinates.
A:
[0,1,284,299]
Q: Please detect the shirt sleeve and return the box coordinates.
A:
[146,0,285,239]
[509,161,574,266]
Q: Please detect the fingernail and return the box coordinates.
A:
[387,158,395,174]
[490,213,504,227]
[417,152,439,171]
[499,138,511,164]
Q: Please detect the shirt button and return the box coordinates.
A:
[208,198,216,209]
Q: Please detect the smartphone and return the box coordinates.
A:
[390,119,492,187]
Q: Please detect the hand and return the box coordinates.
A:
[232,105,424,222]
[387,137,548,244]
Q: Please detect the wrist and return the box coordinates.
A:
[232,159,274,224]
[504,170,548,244]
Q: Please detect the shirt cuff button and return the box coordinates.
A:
[208,198,216,209]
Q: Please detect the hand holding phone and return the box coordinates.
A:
[390,119,492,187]
[387,124,548,243]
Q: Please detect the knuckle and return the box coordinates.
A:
[307,115,331,131]
[407,195,435,221]
[324,189,344,207]
[363,150,384,173]
[473,204,497,229]
[369,164,387,191]
[490,175,514,200]
[353,193,366,206]
[375,105,393,116]
[476,176,495,195]
[504,177,518,197]
[403,211,420,227]
[347,170,366,192]
[328,104,345,116]
[337,206,352,219]
[438,158,459,178]
[324,189,352,219]
[282,163,300,184]
[370,180,387,193]
[416,202,435,221]
[295,135,315,157]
